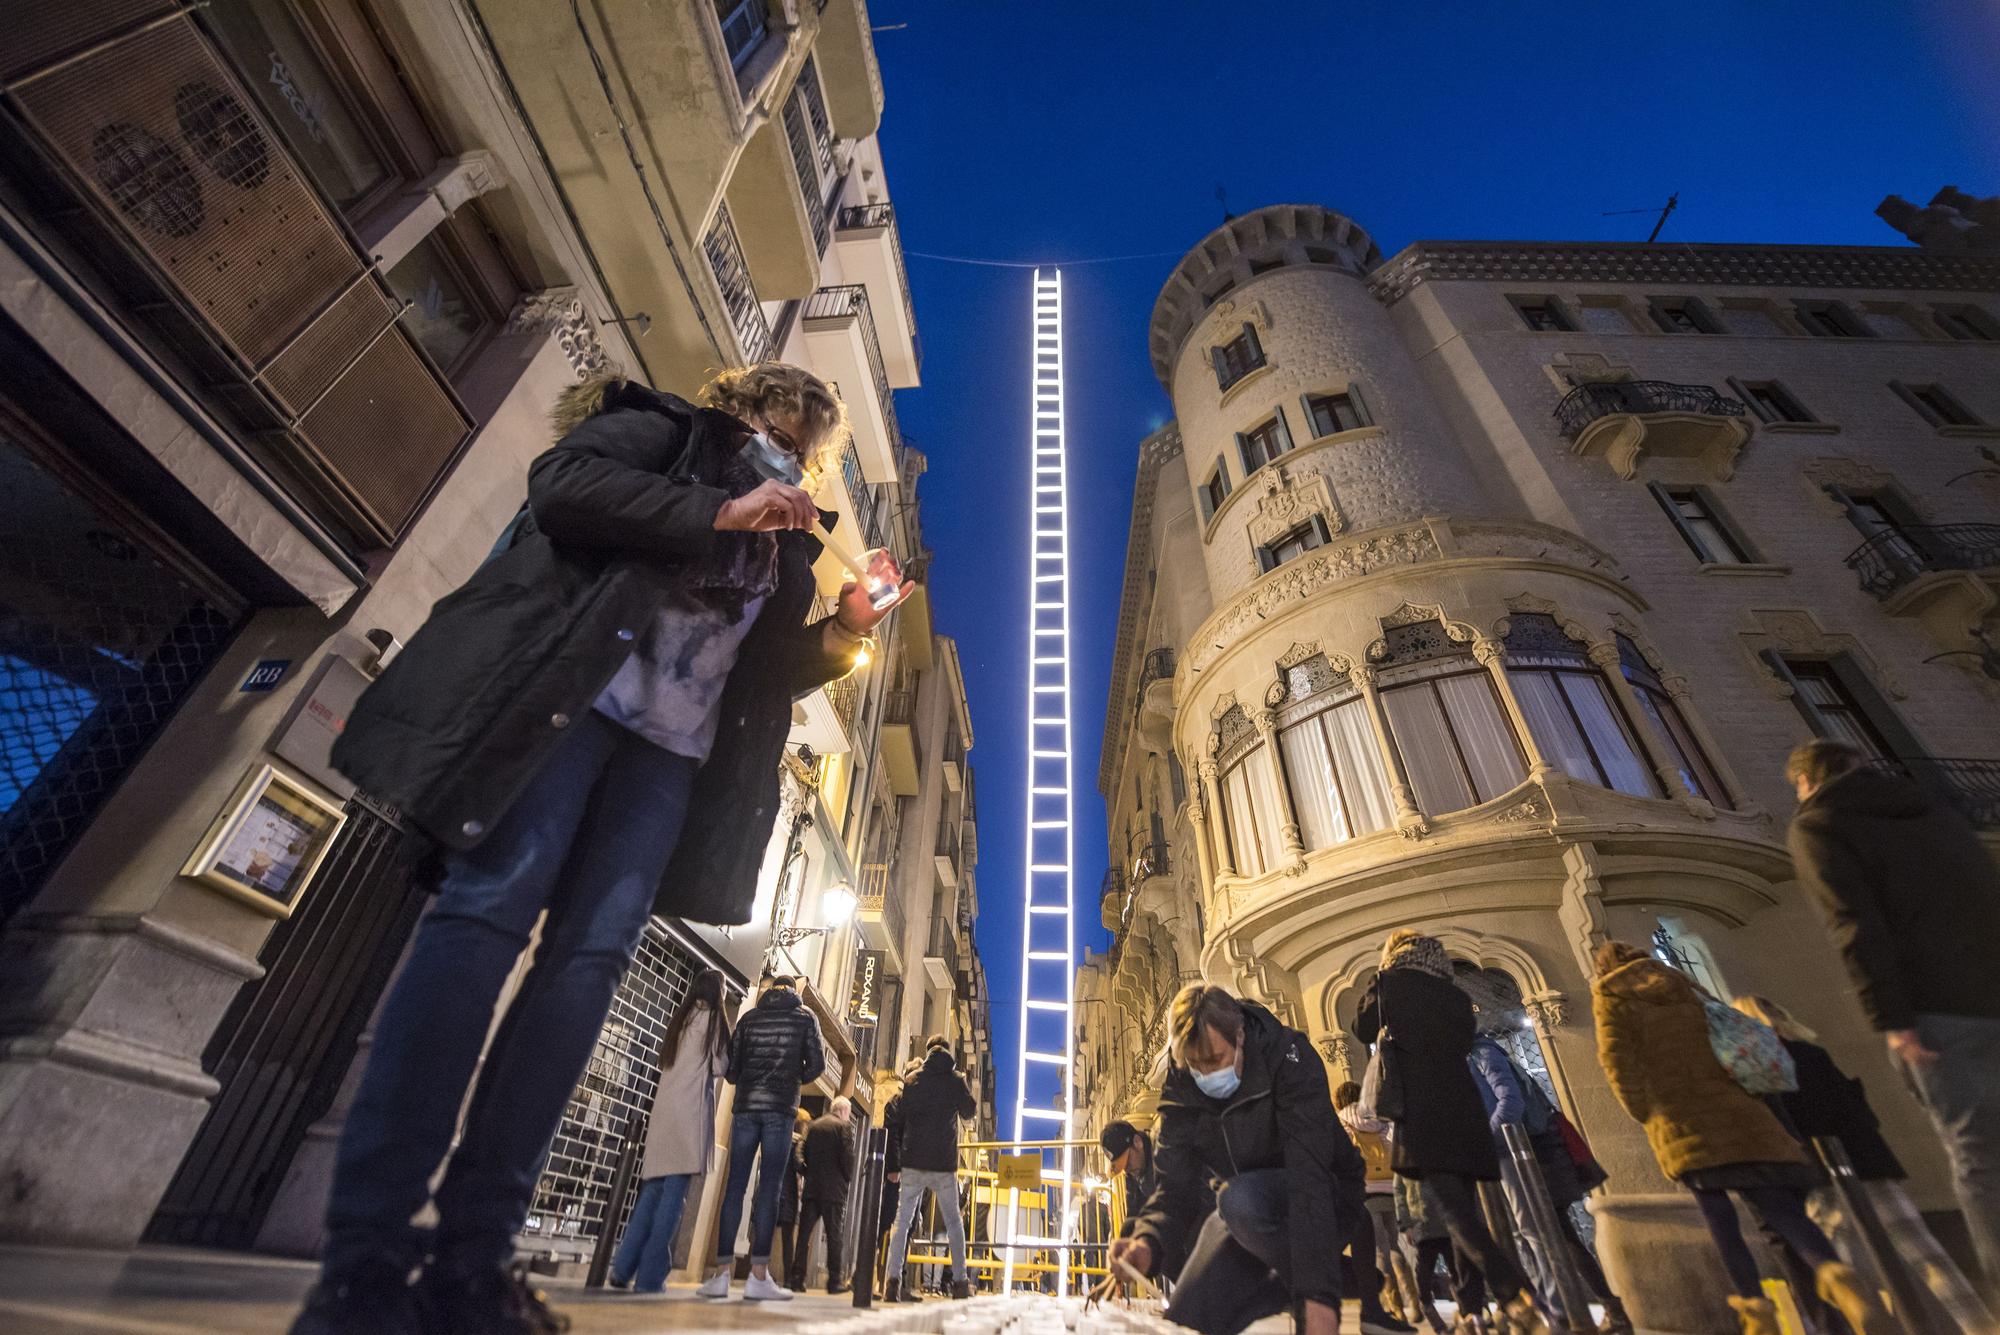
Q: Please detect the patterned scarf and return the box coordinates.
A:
[1382,933,1453,980]
[685,445,782,623]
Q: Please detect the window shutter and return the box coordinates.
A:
[1759,650,1825,733]
[1237,432,1257,474]
[1243,323,1263,365]
[1348,383,1374,427]
[1273,406,1294,455]
[1649,482,1705,559]
[1826,657,1924,760]
[1211,345,1229,388]
[1311,515,1332,544]
[1705,488,1758,562]
[1649,301,1680,334]
[1258,545,1277,573]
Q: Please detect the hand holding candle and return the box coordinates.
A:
[833,545,913,634]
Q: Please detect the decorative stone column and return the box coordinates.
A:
[1474,635,1552,777]
[1198,760,1234,878]
[1352,665,1427,835]
[1253,707,1308,869]
[1314,1032,1358,1086]
[1521,989,1581,1120]
[1589,640,1689,800]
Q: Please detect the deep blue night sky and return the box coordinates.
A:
[869,0,2000,1127]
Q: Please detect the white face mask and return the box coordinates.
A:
[1190,1062,1241,1100]
[742,430,804,486]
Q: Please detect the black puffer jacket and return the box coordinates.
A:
[897,1048,975,1172]
[1129,1003,1358,1308]
[1789,766,2000,1031]
[329,379,856,925]
[727,988,826,1113]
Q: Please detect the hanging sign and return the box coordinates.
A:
[848,948,883,1027]
[996,1153,1043,1192]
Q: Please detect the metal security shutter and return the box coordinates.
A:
[1,0,471,546]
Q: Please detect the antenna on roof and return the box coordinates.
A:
[1603,193,1679,243]
[1216,185,1234,223]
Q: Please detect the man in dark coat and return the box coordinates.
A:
[791,1097,857,1293]
[1113,986,1372,1335]
[884,1038,976,1301]
[709,975,827,1299]
[291,369,902,1335]
[1787,739,2000,1292]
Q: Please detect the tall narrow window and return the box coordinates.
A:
[1237,410,1293,473]
[1257,516,1331,572]
[1794,301,1871,338]
[1374,622,1527,816]
[1650,483,1750,564]
[712,0,769,70]
[1198,462,1231,522]
[1510,296,1576,332]
[1771,658,1898,760]
[1649,298,1719,334]
[1276,660,1394,848]
[1214,705,1284,877]
[1502,615,1658,798]
[1305,390,1370,437]
[1933,305,1999,341]
[1212,325,1266,390]
[1618,636,1729,805]
[1732,379,1817,424]
[1893,382,1983,428]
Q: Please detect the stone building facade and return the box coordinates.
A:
[0,0,980,1280]
[1080,200,2000,1329]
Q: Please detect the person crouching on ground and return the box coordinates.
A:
[292,364,902,1335]
[1112,985,1370,1335]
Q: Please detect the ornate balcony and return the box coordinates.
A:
[835,202,920,386]
[1134,646,1176,751]
[1554,380,1750,481]
[1876,757,2000,830]
[878,684,919,796]
[1844,524,2000,657]
[934,818,961,888]
[802,285,902,481]
[855,861,904,962]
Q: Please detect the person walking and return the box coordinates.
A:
[290,366,900,1335]
[700,974,827,1301]
[1353,931,1545,1334]
[1735,994,1998,1329]
[884,1037,975,1302]
[1785,739,2000,1296]
[1337,1082,1421,1324]
[1466,1036,1631,1332]
[1394,1173,1481,1330]
[1112,985,1395,1335]
[791,1097,856,1294]
[1591,941,1888,1335]
[608,970,730,1293]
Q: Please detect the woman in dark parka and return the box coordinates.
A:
[290,365,905,1335]
[1354,930,1541,1331]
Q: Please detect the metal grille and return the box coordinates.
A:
[0,430,241,920]
[524,922,710,1257]
[781,91,829,256]
[703,202,770,363]
[148,799,425,1247]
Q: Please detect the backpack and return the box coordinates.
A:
[1702,996,1798,1095]
[1344,1115,1393,1183]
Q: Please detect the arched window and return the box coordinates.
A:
[1375,620,1527,816]
[1214,703,1284,877]
[1502,615,1657,798]
[1274,654,1394,847]
[1617,635,1731,805]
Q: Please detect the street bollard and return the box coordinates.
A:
[1812,1136,1940,1335]
[585,1112,645,1289]
[851,1124,887,1309]
[1501,1123,1598,1333]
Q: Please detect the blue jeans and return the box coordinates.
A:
[1168,1169,1294,1335]
[325,712,697,1279]
[611,1173,694,1292]
[1909,1011,2000,1293]
[715,1110,795,1266]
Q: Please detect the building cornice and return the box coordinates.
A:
[1368,239,2000,305]
[1100,423,1183,797]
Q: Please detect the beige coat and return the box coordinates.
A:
[641,1021,728,1180]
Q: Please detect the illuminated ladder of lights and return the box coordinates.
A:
[1003,269,1077,1296]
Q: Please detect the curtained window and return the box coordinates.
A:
[1617,636,1730,805]
[1220,745,1286,877]
[1503,616,1657,798]
[1278,695,1394,848]
[1380,667,1526,816]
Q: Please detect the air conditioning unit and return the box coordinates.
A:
[3,0,470,546]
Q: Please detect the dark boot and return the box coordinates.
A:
[418,1264,569,1335]
[882,1277,901,1303]
[289,1263,420,1335]
[951,1279,972,1299]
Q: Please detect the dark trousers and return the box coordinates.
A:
[792,1194,848,1288]
[324,714,697,1279]
[1165,1170,1308,1335]
[1415,1236,1487,1310]
[1424,1171,1528,1305]
[714,1110,795,1265]
[1334,1174,1389,1316]
[1691,1186,1837,1298]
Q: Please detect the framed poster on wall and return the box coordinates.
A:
[181,764,346,918]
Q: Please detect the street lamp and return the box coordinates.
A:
[820,881,857,927]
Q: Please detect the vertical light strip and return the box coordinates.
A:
[1004,268,1077,1295]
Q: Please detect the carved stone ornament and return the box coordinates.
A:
[1493,800,1546,824]
[507,287,612,380]
[1276,641,1324,671]
[1209,691,1240,722]
[1247,465,1344,553]
[1523,991,1570,1028]
[1264,679,1289,708]
[1316,1032,1356,1076]
[1801,457,1907,516]
[1547,351,1634,386]
[1209,297,1272,334]
[1740,607,1908,700]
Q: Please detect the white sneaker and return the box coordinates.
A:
[696,1268,731,1300]
[743,1272,793,1302]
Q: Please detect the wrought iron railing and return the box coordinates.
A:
[1129,838,1170,880]
[836,202,921,370]
[857,860,904,950]
[926,915,958,964]
[1553,380,1746,440]
[1135,646,1176,717]
[1871,757,2000,830]
[1844,523,2000,599]
[935,817,960,864]
[703,202,770,362]
[823,672,858,730]
[803,284,901,453]
[883,685,915,727]
[781,92,829,255]
[840,443,883,548]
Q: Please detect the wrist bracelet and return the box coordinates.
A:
[827,616,863,644]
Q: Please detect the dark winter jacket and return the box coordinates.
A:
[1775,1039,1905,1181]
[1116,1134,1157,1239]
[1129,1002,1360,1308]
[777,1136,802,1226]
[1354,970,1499,1180]
[1789,767,2000,1031]
[802,1110,856,1203]
[727,988,826,1114]
[882,1089,906,1177]
[896,1048,975,1173]
[329,379,857,926]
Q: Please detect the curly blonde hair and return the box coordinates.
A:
[699,362,850,474]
